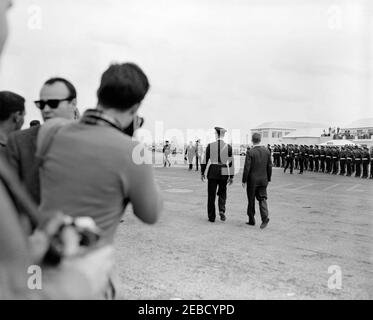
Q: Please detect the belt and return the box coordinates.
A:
[326,156,331,158]
[332,157,337,159]
[356,158,361,161]
[362,158,368,160]
[320,155,325,157]
[347,158,352,160]
[340,158,346,160]
[315,155,319,158]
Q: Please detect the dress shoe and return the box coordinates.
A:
[260,218,270,229]
[208,219,215,223]
[219,213,226,221]
[246,221,255,226]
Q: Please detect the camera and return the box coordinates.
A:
[43,216,101,266]
[123,115,144,137]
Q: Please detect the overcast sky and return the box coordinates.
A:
[0,0,372,142]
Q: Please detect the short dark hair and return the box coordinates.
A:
[44,77,77,99]
[252,133,261,144]
[97,63,150,111]
[0,91,25,121]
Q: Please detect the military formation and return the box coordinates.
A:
[272,144,373,179]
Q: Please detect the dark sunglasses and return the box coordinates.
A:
[34,97,75,110]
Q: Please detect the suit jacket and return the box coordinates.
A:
[5,125,41,205]
[242,145,272,187]
[201,139,234,179]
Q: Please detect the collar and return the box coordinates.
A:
[0,130,7,147]
[80,109,124,132]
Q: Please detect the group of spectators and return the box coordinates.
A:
[0,0,162,299]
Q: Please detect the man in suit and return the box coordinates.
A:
[5,77,78,205]
[0,91,25,156]
[201,127,234,222]
[242,133,272,229]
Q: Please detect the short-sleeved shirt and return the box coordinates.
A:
[38,120,141,238]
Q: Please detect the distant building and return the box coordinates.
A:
[342,118,373,147]
[249,121,327,145]
[281,128,329,146]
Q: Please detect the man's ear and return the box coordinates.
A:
[71,98,77,107]
[129,103,140,115]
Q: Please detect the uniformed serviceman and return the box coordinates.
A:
[308,145,315,172]
[201,127,234,222]
[294,144,300,170]
[331,146,339,175]
[273,145,280,167]
[346,146,353,177]
[339,146,346,176]
[320,146,326,173]
[314,145,320,172]
[304,145,309,171]
[325,146,332,173]
[354,146,362,178]
[298,145,305,174]
[369,147,373,179]
[280,144,287,168]
[361,147,370,179]
[284,144,294,174]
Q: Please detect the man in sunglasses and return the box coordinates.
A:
[6,77,78,206]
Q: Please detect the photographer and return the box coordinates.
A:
[37,63,162,238]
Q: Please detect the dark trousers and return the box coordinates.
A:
[284,158,294,173]
[294,157,299,169]
[326,158,331,173]
[188,164,193,170]
[196,156,200,171]
[207,178,228,221]
[346,160,352,176]
[314,158,319,172]
[362,160,369,177]
[299,158,304,173]
[281,156,286,168]
[370,161,373,178]
[332,159,339,174]
[304,158,308,170]
[320,158,325,172]
[355,161,361,177]
[339,160,346,175]
[246,186,269,223]
[309,157,314,171]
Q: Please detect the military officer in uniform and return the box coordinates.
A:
[369,147,373,179]
[361,147,370,179]
[314,145,320,172]
[320,146,326,173]
[284,144,295,174]
[325,146,332,174]
[339,146,346,176]
[331,146,339,175]
[298,145,305,174]
[346,146,353,177]
[354,146,362,178]
[304,145,309,171]
[280,144,287,168]
[201,127,234,222]
[308,145,314,172]
[294,145,300,170]
[273,145,280,167]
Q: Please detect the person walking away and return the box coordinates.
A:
[242,133,272,229]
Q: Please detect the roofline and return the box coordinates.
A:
[251,127,297,131]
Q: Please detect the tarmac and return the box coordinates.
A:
[113,153,373,299]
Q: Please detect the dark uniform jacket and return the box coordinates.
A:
[242,145,272,187]
[5,125,41,205]
[201,139,234,179]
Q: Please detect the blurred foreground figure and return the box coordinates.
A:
[29,120,40,127]
[0,0,114,299]
[0,91,25,155]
